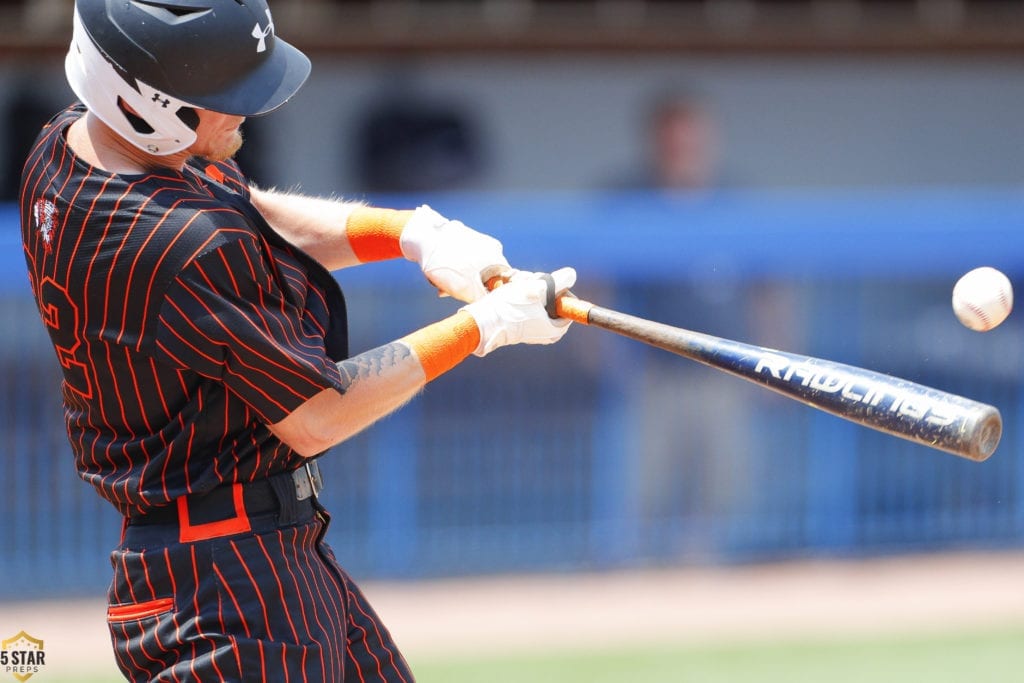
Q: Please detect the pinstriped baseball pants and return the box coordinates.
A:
[107,509,413,682]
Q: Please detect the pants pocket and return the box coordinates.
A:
[107,595,183,681]
[107,596,175,623]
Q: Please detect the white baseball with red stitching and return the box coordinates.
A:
[952,266,1013,332]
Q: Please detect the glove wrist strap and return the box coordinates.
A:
[398,205,449,263]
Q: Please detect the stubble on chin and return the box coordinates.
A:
[195,129,245,163]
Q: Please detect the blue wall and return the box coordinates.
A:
[2,188,1024,598]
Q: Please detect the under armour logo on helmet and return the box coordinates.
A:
[252,9,274,53]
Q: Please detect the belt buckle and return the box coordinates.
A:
[293,461,323,501]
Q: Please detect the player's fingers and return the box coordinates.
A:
[481,264,514,291]
[550,266,576,293]
[540,267,576,319]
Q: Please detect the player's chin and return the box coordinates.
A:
[195,131,245,163]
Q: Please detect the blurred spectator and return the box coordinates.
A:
[2,80,63,201]
[615,90,806,559]
[353,92,484,194]
[611,90,724,192]
[647,93,720,190]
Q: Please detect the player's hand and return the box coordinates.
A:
[462,267,576,356]
[400,205,511,303]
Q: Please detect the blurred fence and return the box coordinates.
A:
[2,188,1024,599]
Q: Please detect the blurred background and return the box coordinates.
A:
[2,0,1024,680]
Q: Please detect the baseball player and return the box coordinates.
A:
[19,0,575,680]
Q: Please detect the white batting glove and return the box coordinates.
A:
[400,205,511,303]
[462,267,576,357]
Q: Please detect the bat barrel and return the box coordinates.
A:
[848,387,1002,462]
[957,406,1002,462]
[582,304,1002,462]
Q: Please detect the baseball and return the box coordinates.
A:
[952,266,1013,332]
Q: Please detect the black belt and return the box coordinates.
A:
[127,461,324,545]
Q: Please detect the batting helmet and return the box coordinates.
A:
[65,0,310,155]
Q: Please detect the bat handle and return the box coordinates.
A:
[482,269,592,325]
[483,274,507,292]
[555,295,593,325]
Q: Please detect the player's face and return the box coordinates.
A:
[190,110,246,162]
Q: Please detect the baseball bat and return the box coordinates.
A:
[552,294,1001,462]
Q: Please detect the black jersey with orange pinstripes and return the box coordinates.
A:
[20,105,349,517]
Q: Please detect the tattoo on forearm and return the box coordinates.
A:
[336,342,411,390]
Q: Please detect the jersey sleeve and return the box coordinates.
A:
[153,232,346,424]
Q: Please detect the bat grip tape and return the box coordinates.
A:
[541,273,559,319]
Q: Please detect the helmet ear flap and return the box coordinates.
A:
[65,6,200,155]
[176,107,200,131]
[118,99,198,135]
[117,97,156,135]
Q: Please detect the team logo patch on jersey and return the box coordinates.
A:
[32,198,58,253]
[252,9,274,53]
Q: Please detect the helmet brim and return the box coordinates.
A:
[187,37,311,117]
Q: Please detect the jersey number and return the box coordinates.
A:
[39,277,94,399]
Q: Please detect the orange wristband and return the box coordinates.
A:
[401,311,481,382]
[345,207,414,262]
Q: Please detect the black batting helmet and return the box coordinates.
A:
[66,0,311,155]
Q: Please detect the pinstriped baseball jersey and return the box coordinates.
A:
[20,105,349,517]
[22,105,416,681]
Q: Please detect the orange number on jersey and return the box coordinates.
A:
[39,277,94,400]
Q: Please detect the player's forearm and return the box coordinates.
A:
[268,311,481,456]
[253,187,513,303]
[267,343,425,457]
[250,186,413,271]
[249,186,362,269]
